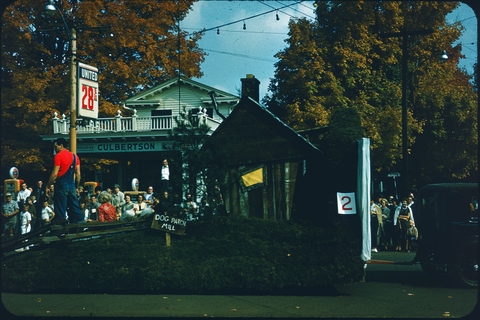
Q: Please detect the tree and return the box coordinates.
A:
[1,0,204,179]
[169,107,227,200]
[320,107,364,198]
[321,107,364,166]
[263,1,477,189]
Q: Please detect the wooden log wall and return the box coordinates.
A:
[225,161,299,220]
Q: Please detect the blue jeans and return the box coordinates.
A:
[53,181,85,224]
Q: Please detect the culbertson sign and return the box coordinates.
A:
[77,141,168,153]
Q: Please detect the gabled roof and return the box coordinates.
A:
[125,76,239,106]
[202,96,323,166]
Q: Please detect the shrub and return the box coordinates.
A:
[1,216,364,294]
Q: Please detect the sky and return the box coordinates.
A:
[182,1,478,99]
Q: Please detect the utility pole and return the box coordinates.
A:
[70,26,77,154]
[45,1,78,154]
[379,28,432,198]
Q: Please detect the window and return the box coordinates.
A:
[241,167,264,190]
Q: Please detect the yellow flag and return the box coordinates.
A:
[242,168,263,187]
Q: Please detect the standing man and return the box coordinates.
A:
[407,193,416,223]
[2,193,20,240]
[46,184,55,208]
[86,194,100,222]
[35,181,45,201]
[144,186,154,205]
[16,183,31,206]
[111,184,125,220]
[46,138,85,224]
[34,181,45,228]
[160,159,170,193]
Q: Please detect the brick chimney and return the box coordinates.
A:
[241,74,260,102]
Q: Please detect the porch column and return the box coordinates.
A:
[132,109,138,131]
[115,110,122,132]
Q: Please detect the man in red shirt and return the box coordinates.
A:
[46,138,85,224]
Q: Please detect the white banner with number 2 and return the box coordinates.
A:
[337,192,357,214]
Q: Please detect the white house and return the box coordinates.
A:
[41,75,264,192]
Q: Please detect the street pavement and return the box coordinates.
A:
[1,251,478,318]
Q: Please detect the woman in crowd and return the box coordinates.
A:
[120,195,135,220]
[140,195,157,218]
[396,199,412,251]
[97,191,116,222]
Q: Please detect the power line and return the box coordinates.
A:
[275,1,316,20]
[184,1,303,37]
[201,48,277,63]
[182,27,287,35]
[258,1,297,20]
[457,15,476,24]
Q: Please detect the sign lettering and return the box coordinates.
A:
[77,62,99,119]
[337,192,357,214]
[76,141,170,154]
[151,214,187,235]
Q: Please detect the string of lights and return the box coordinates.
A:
[184,1,304,38]
[274,0,316,20]
[258,1,302,20]
[182,27,287,35]
[462,42,477,51]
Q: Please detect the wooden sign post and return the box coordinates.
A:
[165,233,171,247]
[151,213,186,246]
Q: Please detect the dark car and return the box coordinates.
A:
[414,183,478,288]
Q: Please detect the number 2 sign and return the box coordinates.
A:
[337,192,357,214]
[77,62,99,119]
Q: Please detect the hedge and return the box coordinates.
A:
[2,215,364,294]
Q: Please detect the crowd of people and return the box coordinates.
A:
[370,193,419,253]
[78,185,224,222]
[2,138,226,246]
[1,180,226,243]
[76,184,226,224]
[1,181,56,241]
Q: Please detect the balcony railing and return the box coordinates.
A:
[52,109,221,135]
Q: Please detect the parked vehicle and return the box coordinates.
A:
[414,183,478,288]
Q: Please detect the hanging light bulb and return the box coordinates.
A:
[243,21,246,30]
[217,28,220,35]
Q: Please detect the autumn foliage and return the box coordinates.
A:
[1,0,204,178]
[264,1,477,188]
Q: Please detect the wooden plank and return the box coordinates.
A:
[1,220,151,251]
[40,224,148,243]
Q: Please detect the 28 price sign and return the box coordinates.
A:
[77,62,99,119]
[82,84,97,111]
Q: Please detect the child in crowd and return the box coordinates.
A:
[41,199,55,226]
[15,204,32,252]
[26,196,37,230]
[407,220,419,252]
[20,204,32,235]
[80,201,89,222]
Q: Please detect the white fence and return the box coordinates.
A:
[52,110,219,134]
